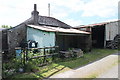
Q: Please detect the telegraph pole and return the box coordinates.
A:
[48,3,50,17]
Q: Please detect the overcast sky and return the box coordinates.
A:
[0,0,119,27]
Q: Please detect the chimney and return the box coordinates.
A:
[31,4,39,25]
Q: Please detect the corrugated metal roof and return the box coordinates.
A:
[27,25,90,34]
[75,20,119,28]
[76,22,108,28]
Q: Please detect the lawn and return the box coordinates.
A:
[3,49,118,80]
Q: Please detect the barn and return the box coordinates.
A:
[74,20,120,48]
[2,4,91,58]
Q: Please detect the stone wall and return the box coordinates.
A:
[7,24,27,56]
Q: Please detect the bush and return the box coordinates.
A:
[2,58,26,77]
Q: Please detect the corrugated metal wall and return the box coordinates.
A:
[106,21,119,41]
[27,27,55,48]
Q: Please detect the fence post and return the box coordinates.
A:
[26,47,28,61]
[22,48,25,72]
[52,47,54,61]
[55,46,59,58]
[43,47,46,63]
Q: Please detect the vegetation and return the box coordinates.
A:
[1,25,12,28]
[2,49,118,80]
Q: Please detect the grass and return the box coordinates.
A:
[55,49,118,69]
[4,48,118,80]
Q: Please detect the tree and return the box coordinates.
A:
[1,25,12,29]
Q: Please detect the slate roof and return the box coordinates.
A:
[23,16,71,29]
[38,16,71,28]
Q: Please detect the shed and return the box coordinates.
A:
[27,25,91,51]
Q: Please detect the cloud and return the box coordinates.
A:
[81,0,119,17]
[64,19,83,27]
[51,0,84,12]
[0,0,50,26]
[51,0,119,18]
[51,13,68,19]
[0,0,118,26]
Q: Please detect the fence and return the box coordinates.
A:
[15,46,59,70]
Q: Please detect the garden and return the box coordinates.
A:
[2,48,118,80]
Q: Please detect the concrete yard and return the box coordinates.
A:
[97,64,119,78]
[50,53,119,78]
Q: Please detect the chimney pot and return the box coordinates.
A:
[34,4,37,11]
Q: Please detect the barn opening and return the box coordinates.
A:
[92,25,105,48]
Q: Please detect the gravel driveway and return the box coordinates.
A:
[50,53,119,78]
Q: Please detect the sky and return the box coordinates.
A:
[0,0,119,27]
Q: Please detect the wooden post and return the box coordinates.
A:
[52,47,54,61]
[56,46,59,57]
[26,47,28,61]
[23,48,26,72]
[43,48,46,63]
[23,47,28,72]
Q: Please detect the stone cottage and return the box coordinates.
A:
[2,4,91,58]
